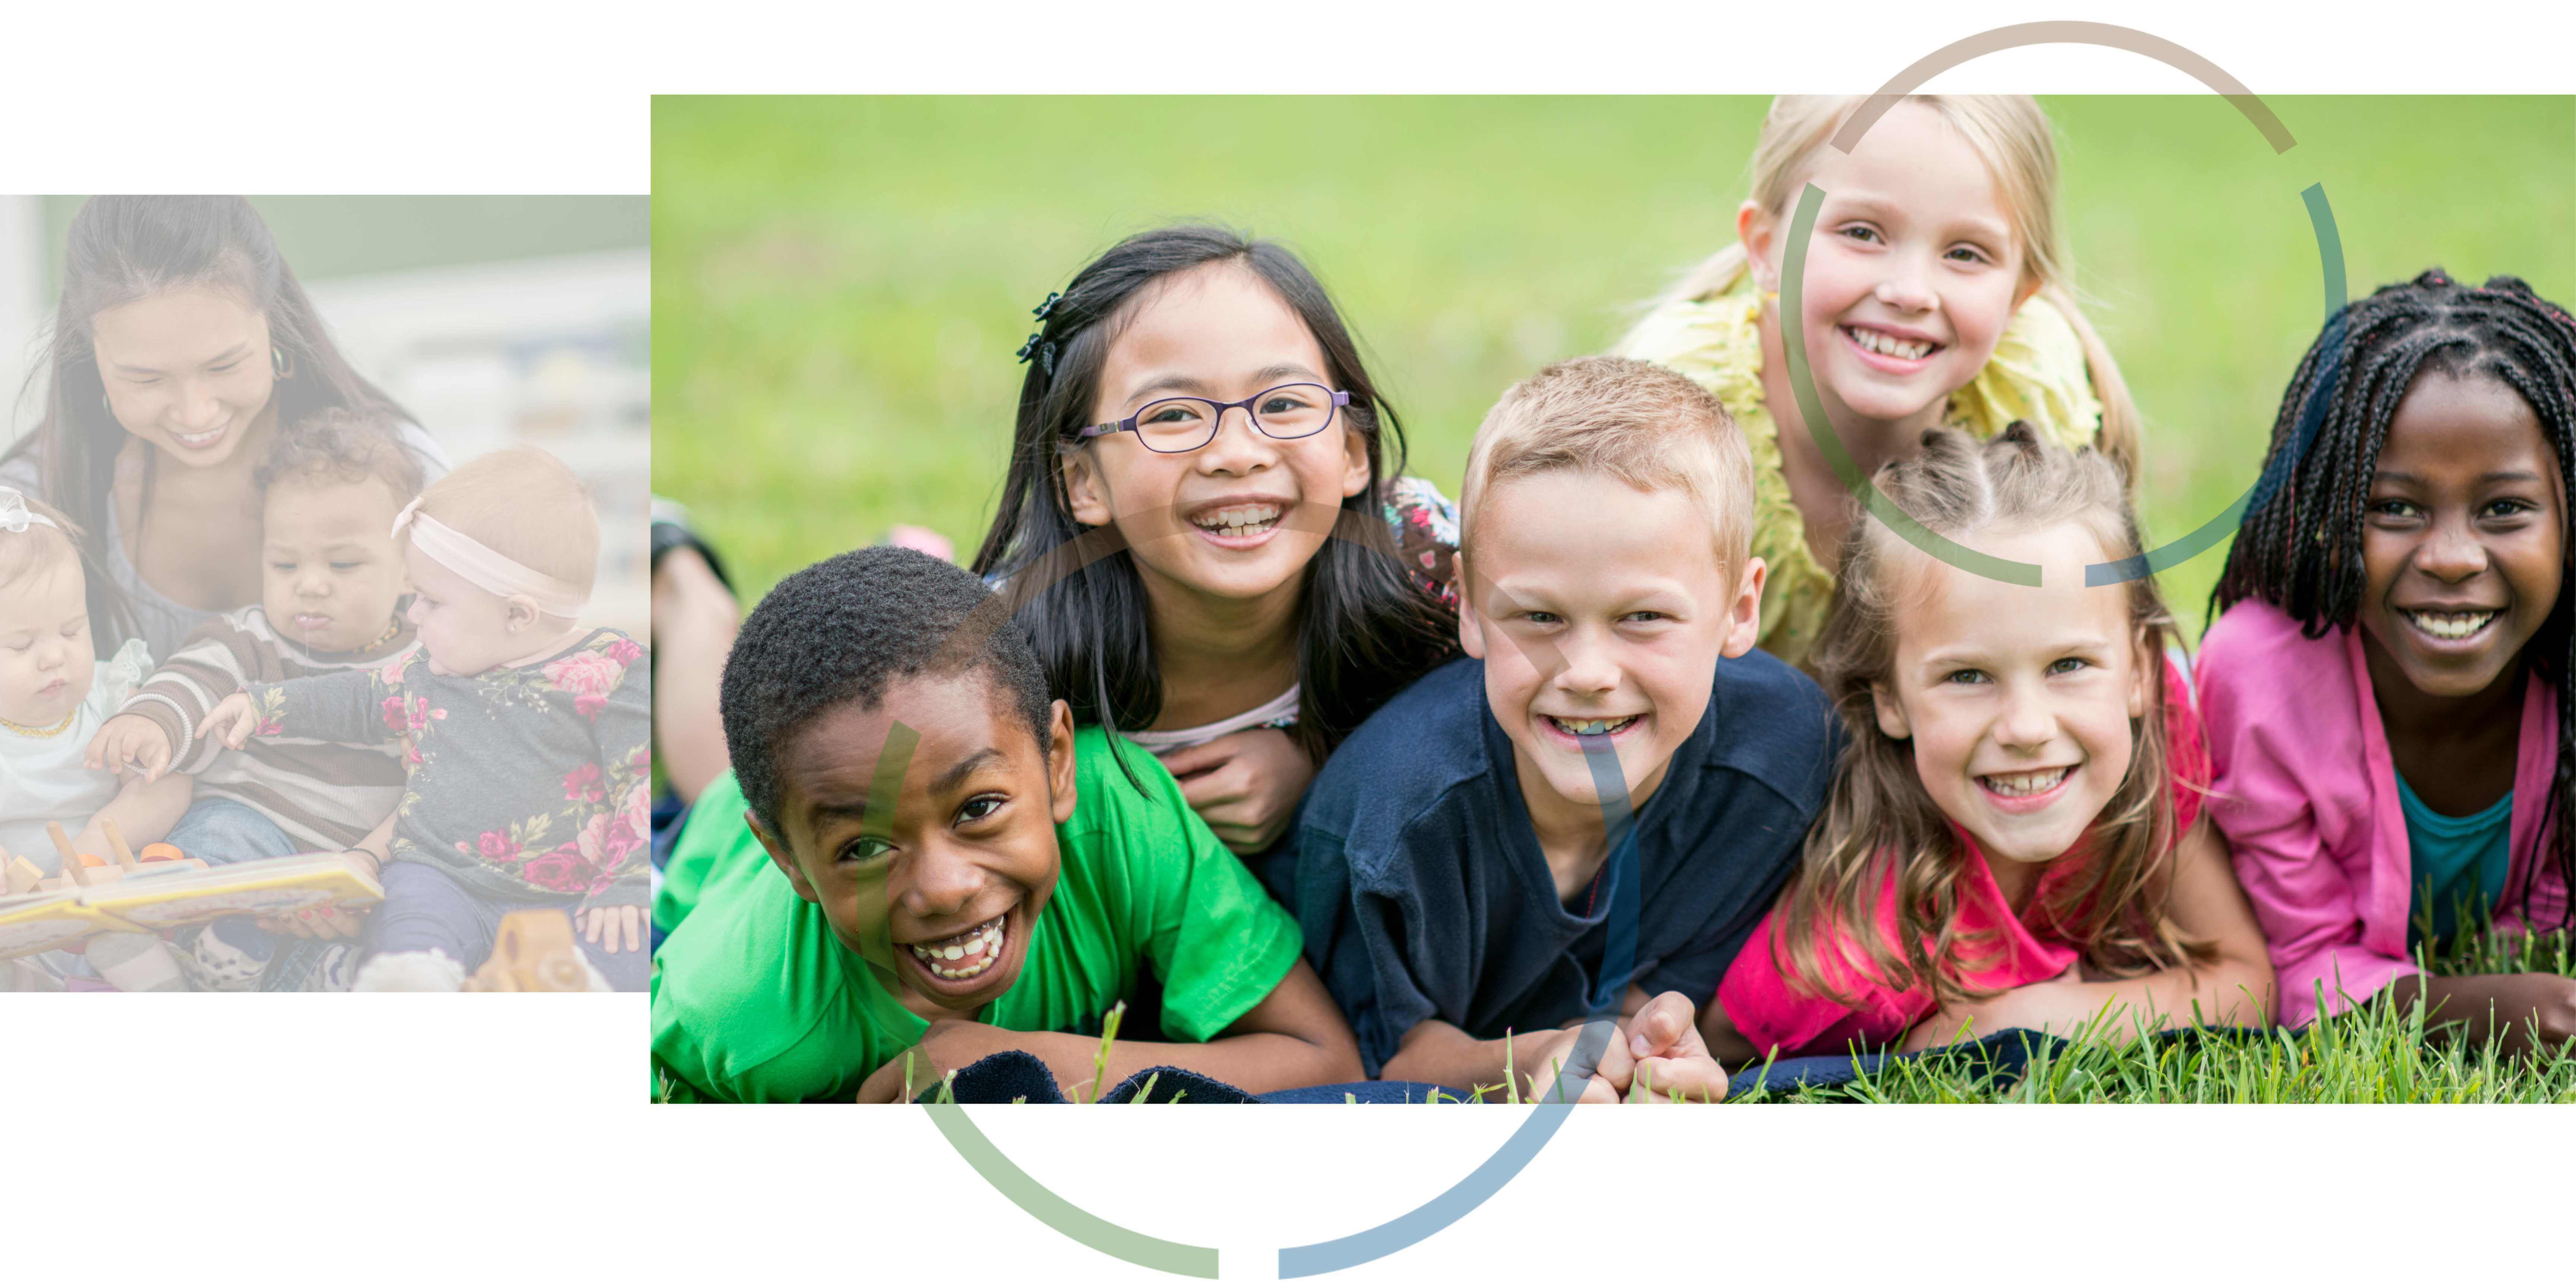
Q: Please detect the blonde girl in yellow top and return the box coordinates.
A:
[1615,94,2140,669]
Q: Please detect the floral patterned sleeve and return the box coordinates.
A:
[247,662,408,747]
[576,637,653,913]
[1380,474,1459,609]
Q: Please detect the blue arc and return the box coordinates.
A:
[1277,733,1641,1279]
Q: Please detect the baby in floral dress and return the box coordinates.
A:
[201,448,650,991]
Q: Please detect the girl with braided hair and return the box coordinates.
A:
[2200,270,2576,1049]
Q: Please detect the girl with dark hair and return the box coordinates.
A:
[969,225,1459,859]
[1708,426,2274,1061]
[0,196,448,662]
[2200,271,2576,1049]
[649,225,1456,959]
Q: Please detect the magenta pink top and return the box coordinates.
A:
[2195,600,2566,1027]
[1717,658,2208,1058]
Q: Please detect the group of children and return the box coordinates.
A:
[1,408,650,991]
[645,92,2576,1101]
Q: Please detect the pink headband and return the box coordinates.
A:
[393,498,589,619]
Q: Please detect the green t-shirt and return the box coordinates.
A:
[650,725,1303,1103]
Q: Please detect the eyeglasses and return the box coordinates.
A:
[1073,383,1352,454]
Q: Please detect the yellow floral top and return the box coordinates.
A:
[1617,274,2105,670]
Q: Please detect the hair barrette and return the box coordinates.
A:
[1016,333,1057,377]
[1031,290,1063,322]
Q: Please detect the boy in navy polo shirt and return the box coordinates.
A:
[1295,357,1838,1101]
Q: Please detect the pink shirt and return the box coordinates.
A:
[1718,659,2207,1057]
[2195,601,2565,1027]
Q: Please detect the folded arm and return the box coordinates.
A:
[1901,818,2277,1050]
[858,959,1363,1103]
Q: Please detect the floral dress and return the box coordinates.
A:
[243,629,651,913]
[1381,474,1461,609]
[1616,274,2106,670]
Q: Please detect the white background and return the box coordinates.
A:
[7,1,2576,1284]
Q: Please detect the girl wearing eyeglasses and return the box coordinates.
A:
[968,225,1460,871]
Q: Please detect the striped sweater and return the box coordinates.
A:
[120,607,418,853]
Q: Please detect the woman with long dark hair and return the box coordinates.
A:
[0,196,448,660]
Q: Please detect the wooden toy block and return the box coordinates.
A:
[464,909,589,992]
[24,855,208,893]
[4,853,40,896]
[140,843,183,864]
[101,818,139,872]
[45,823,80,884]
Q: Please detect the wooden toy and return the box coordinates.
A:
[463,909,590,992]
[102,818,139,873]
[13,826,211,896]
[3,850,41,896]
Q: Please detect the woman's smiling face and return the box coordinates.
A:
[1060,261,1371,610]
[2356,368,2565,701]
[90,286,278,468]
[1745,101,2029,430]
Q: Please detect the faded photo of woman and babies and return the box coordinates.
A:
[0,195,650,992]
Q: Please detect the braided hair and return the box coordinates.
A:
[2213,269,2576,925]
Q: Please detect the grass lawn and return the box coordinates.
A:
[653,94,2572,632]
[1740,928,2576,1104]
[653,96,2576,1104]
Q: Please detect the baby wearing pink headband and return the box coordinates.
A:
[199,448,653,991]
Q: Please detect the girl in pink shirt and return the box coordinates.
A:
[2200,271,2576,1047]
[1705,427,2276,1061]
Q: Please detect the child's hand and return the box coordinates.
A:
[580,905,646,955]
[195,693,260,751]
[1623,991,1729,1104]
[1518,1020,1632,1104]
[87,714,175,781]
[256,851,380,939]
[1156,727,1315,855]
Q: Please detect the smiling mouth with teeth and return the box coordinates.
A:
[1190,503,1285,539]
[1843,325,1938,362]
[1544,714,1642,738]
[170,426,227,448]
[903,913,1008,982]
[2402,608,2500,641]
[1979,766,2070,798]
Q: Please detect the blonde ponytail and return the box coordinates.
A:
[2038,280,2141,484]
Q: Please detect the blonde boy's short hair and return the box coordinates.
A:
[413,446,599,599]
[1459,356,1754,577]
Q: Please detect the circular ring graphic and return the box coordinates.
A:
[880,501,1647,1279]
[889,22,2343,1279]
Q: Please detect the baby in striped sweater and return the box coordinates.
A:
[199,444,650,991]
[88,408,428,989]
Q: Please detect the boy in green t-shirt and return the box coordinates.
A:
[650,547,1361,1102]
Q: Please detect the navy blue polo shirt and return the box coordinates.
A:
[1294,653,1840,1076]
